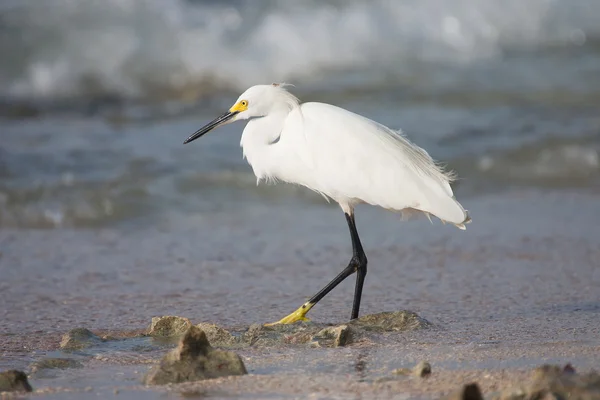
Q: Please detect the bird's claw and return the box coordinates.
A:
[264,315,310,326]
[264,302,314,326]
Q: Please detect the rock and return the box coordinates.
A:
[393,361,432,377]
[147,316,192,337]
[563,363,576,374]
[348,311,431,332]
[413,361,432,377]
[235,311,431,348]
[446,383,484,400]
[30,358,83,374]
[392,367,412,376]
[148,311,431,351]
[243,323,316,347]
[144,326,247,385]
[242,324,265,346]
[243,323,349,347]
[310,325,351,348]
[196,323,237,347]
[0,370,33,393]
[60,328,104,350]
[497,364,600,400]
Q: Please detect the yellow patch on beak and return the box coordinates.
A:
[229,100,248,113]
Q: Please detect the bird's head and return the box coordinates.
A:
[183,83,299,144]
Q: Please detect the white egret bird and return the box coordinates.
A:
[184,83,470,325]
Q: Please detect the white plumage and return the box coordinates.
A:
[183,83,471,324]
[236,84,470,229]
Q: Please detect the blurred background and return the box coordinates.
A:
[1,0,599,229]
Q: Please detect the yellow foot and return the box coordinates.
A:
[264,302,314,326]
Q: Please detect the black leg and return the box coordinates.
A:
[305,212,368,319]
[347,212,367,320]
[266,211,368,325]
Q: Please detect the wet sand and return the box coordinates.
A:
[1,188,599,398]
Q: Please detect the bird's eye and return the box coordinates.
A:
[240,100,248,107]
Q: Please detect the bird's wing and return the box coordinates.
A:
[296,102,468,226]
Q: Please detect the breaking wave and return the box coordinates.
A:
[1,0,599,102]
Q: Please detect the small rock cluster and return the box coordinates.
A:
[447,364,600,400]
[140,311,431,385]
[146,311,430,350]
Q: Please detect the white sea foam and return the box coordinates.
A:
[1,0,598,101]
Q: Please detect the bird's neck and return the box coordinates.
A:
[240,109,290,181]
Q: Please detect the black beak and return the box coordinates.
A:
[183,111,239,144]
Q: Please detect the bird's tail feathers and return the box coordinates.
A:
[453,210,472,230]
[410,196,471,230]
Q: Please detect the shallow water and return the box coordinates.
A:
[1,0,600,398]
